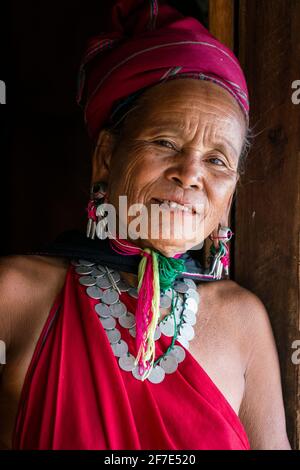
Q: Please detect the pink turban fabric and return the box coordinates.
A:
[77,0,249,141]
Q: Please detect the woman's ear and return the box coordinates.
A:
[211,190,236,249]
[91,129,115,184]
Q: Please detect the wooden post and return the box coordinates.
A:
[209,0,300,448]
[235,0,300,449]
[207,0,234,273]
[209,0,234,50]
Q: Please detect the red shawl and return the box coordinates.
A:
[13,264,250,450]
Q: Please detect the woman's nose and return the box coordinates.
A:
[165,153,204,190]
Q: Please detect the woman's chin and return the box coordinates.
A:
[145,237,202,257]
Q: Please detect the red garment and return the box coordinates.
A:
[13,264,250,450]
[78,0,249,141]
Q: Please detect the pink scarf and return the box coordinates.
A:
[77,0,249,141]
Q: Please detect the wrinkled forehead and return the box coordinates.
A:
[122,79,247,139]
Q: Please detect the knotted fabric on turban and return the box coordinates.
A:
[77,0,249,141]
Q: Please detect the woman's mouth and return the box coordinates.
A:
[150,198,198,215]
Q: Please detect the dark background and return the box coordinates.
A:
[0,0,208,256]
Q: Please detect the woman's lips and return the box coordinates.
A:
[150,198,200,215]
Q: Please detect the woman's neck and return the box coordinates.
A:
[119,270,171,322]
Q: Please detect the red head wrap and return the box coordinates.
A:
[78,0,249,141]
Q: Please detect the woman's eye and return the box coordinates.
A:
[208,157,226,167]
[154,140,176,150]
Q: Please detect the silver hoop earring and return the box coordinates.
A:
[86,181,108,240]
[208,226,234,279]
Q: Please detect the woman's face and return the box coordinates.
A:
[93,78,246,257]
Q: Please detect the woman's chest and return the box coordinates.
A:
[0,281,246,449]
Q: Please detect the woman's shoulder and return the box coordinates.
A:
[0,254,70,354]
[200,278,268,319]
[220,279,270,329]
[198,278,272,354]
[0,253,70,272]
[0,254,70,307]
[0,254,70,286]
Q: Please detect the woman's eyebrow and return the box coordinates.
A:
[213,139,239,158]
[144,120,190,133]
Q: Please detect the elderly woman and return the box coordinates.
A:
[0,0,291,450]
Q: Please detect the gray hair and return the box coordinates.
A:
[238,125,254,175]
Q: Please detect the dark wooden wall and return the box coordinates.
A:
[3,1,116,256]
[210,0,300,449]
[236,0,300,449]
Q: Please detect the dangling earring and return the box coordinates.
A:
[86,181,108,240]
[208,226,234,279]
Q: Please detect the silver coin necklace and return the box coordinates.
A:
[73,258,200,384]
